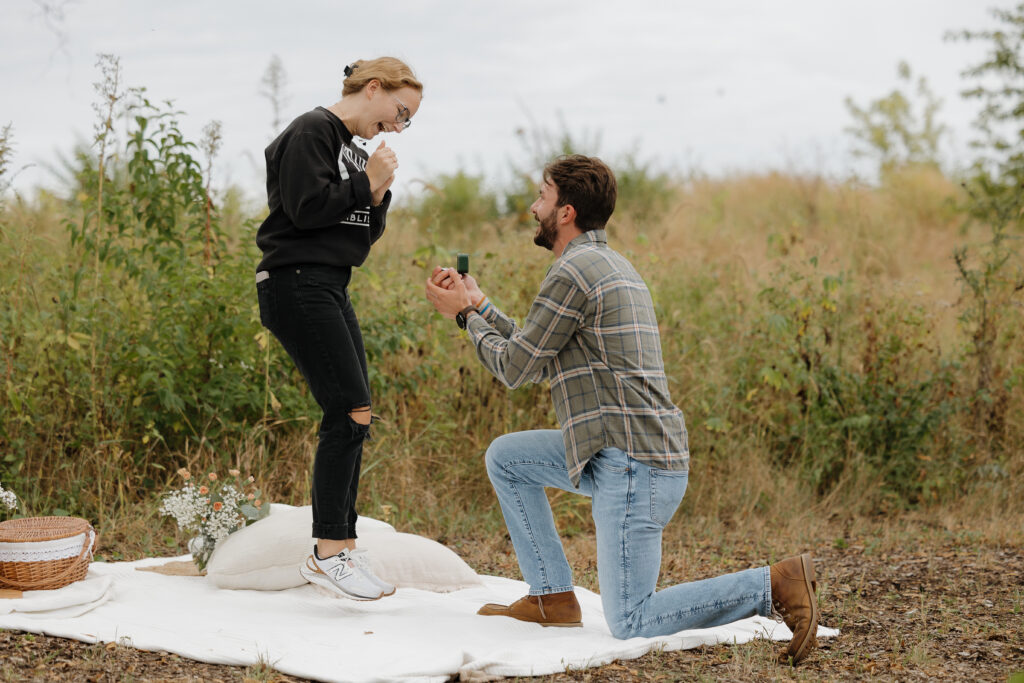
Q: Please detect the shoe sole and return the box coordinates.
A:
[477,605,582,627]
[788,553,819,663]
[300,565,386,601]
[480,614,583,628]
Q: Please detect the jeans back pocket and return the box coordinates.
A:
[649,468,688,527]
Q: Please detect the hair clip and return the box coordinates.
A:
[343,64,357,77]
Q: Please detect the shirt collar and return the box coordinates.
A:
[564,229,607,255]
[320,106,354,143]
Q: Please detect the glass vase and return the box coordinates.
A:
[187,534,216,572]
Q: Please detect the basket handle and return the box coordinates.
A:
[0,527,96,591]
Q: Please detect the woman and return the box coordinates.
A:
[255,57,422,600]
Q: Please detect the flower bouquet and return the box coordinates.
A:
[159,468,270,571]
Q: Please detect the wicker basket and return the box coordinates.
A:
[0,517,96,591]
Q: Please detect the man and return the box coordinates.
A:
[424,155,820,664]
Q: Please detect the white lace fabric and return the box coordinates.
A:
[0,531,93,562]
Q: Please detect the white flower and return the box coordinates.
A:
[161,475,262,550]
[0,481,18,511]
[159,484,208,533]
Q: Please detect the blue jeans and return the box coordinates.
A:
[257,265,371,540]
[485,430,772,638]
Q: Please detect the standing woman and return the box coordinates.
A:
[255,57,422,600]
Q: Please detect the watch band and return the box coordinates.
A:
[456,305,478,330]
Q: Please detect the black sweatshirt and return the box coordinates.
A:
[255,106,391,272]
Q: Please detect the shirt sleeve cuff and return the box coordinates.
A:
[371,189,392,211]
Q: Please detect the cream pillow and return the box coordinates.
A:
[352,532,483,593]
[206,504,482,592]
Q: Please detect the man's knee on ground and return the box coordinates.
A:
[603,604,646,640]
[605,614,640,640]
[348,406,372,426]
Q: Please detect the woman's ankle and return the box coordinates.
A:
[316,538,356,558]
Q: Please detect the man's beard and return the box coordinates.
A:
[533,208,558,250]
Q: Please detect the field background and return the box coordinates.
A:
[2,136,1019,546]
[1,23,1023,681]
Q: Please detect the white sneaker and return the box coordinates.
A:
[349,548,396,597]
[300,547,387,601]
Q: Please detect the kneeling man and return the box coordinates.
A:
[425,155,820,664]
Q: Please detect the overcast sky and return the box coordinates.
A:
[0,0,1007,203]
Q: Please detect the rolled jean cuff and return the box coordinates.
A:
[529,584,575,597]
[760,565,772,616]
[312,523,355,541]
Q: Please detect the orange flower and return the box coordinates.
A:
[247,493,255,500]
[208,472,218,481]
[199,486,209,495]
[213,502,223,511]
[228,469,240,477]
[177,468,191,480]
[254,500,262,508]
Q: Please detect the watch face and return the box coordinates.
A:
[456,312,467,329]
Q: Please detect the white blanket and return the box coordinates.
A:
[0,557,838,681]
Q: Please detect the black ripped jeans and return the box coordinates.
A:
[257,264,370,540]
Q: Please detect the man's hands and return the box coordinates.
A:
[367,141,397,206]
[433,267,483,302]
[425,266,480,320]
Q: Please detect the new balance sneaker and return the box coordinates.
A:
[349,548,396,597]
[300,547,387,601]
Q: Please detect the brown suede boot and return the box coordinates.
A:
[477,590,582,627]
[770,553,819,665]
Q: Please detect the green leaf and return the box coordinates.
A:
[703,416,733,434]
[836,415,872,430]
[760,367,787,390]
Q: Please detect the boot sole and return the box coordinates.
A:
[788,553,819,663]
[479,615,583,627]
[477,605,582,627]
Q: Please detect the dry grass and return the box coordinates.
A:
[2,167,1022,680]
[10,166,1020,542]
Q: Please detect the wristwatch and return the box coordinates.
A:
[455,305,478,330]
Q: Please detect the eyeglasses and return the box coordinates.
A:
[392,94,412,129]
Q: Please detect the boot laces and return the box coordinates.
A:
[772,599,794,626]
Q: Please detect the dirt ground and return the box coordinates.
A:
[1,522,1022,682]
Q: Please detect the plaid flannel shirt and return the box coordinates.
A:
[465,230,689,486]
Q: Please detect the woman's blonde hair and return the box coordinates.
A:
[342,57,423,96]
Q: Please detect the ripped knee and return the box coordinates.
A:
[348,406,372,426]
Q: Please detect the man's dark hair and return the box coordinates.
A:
[543,155,617,232]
